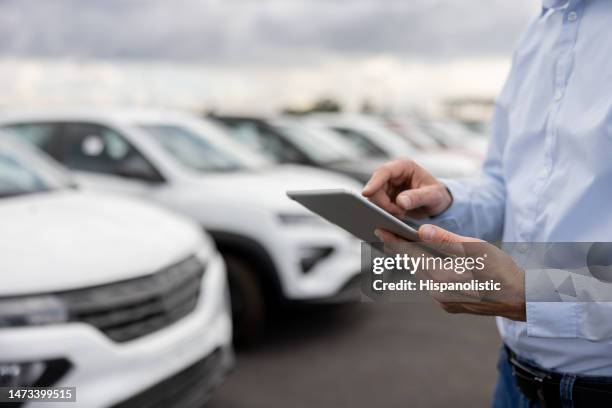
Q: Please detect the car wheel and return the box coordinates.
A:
[224,255,267,345]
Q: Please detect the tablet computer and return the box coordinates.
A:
[287,189,420,242]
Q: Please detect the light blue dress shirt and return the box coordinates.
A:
[434,0,612,375]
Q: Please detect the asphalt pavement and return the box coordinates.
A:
[209,300,501,408]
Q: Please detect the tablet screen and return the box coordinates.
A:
[287,189,420,242]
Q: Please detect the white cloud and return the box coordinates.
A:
[0,0,539,62]
[0,1,539,113]
[0,55,512,114]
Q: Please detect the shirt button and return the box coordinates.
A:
[555,90,564,101]
[567,11,578,22]
[539,166,550,178]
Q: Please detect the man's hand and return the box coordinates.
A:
[362,159,452,219]
[375,225,526,322]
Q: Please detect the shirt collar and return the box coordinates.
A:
[542,0,570,9]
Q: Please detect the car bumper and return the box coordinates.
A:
[271,227,363,301]
[111,346,234,408]
[1,253,233,408]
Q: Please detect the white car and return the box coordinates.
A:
[0,136,233,407]
[272,118,398,184]
[307,113,480,178]
[210,115,377,184]
[0,109,364,341]
[384,115,445,150]
[416,119,489,159]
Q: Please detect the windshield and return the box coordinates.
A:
[418,121,475,148]
[387,120,441,149]
[0,154,49,198]
[0,137,71,198]
[331,127,388,158]
[275,125,354,164]
[219,121,309,164]
[139,124,248,173]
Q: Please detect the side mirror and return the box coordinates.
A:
[115,157,164,183]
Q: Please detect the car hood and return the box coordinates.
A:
[331,158,383,172]
[0,190,204,296]
[327,159,385,181]
[329,152,479,180]
[407,150,480,178]
[181,164,364,213]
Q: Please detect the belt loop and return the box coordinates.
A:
[560,374,576,408]
[535,377,548,408]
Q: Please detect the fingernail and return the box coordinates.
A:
[398,195,411,209]
[374,229,382,240]
[421,225,436,241]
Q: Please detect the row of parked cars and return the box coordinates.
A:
[0,108,485,407]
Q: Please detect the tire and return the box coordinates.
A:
[224,255,267,345]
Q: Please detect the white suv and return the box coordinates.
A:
[0,109,363,341]
[307,113,480,177]
[0,136,233,407]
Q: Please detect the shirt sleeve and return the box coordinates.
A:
[429,101,509,242]
[526,268,612,340]
[426,46,522,242]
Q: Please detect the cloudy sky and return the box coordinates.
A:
[0,0,540,113]
[0,0,539,62]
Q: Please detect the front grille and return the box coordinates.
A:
[58,256,205,342]
[112,348,229,408]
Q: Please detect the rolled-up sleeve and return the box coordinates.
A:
[526,268,612,341]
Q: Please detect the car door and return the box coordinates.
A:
[52,122,166,197]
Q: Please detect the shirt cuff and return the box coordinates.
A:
[525,269,578,338]
[428,178,470,233]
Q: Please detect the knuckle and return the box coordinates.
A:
[398,157,415,167]
[376,163,392,174]
[431,187,444,203]
[438,232,454,244]
[409,191,423,206]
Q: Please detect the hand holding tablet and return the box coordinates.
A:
[287,189,420,243]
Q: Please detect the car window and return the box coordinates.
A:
[331,127,388,157]
[61,123,161,181]
[0,136,72,197]
[2,123,59,154]
[223,122,308,164]
[274,125,353,164]
[0,153,48,198]
[138,124,246,172]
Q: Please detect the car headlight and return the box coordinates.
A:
[0,296,68,328]
[278,213,326,226]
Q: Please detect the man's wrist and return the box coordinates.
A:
[502,303,527,322]
[429,183,454,217]
[502,268,526,321]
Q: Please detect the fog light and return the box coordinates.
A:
[299,247,334,273]
[0,362,46,387]
[0,359,71,388]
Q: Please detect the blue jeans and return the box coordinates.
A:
[493,346,612,408]
[492,347,612,408]
[492,347,539,408]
